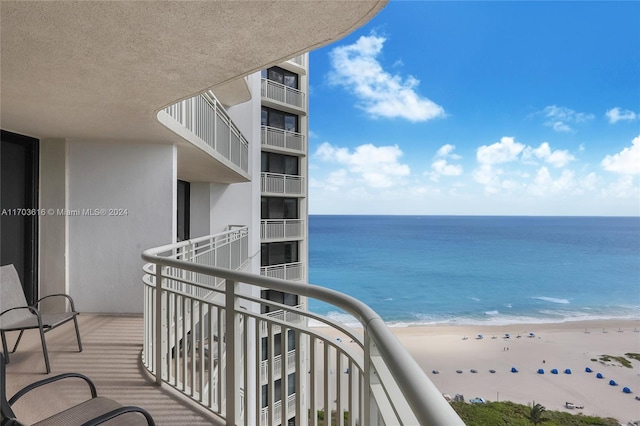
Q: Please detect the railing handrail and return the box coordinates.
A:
[261,125,304,138]
[260,172,302,180]
[142,248,463,425]
[260,77,304,96]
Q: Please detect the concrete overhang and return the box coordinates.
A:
[0,1,386,143]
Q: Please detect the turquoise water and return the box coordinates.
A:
[308,216,640,326]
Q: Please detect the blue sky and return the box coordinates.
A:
[307,1,639,216]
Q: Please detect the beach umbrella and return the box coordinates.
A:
[511,367,518,373]
[537,368,544,374]
[596,373,604,379]
[609,380,617,386]
[623,387,631,394]
[585,367,592,373]
[564,368,572,374]
[529,332,535,337]
[551,369,558,374]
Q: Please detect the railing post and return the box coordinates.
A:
[154,264,164,385]
[363,332,373,426]
[225,279,242,424]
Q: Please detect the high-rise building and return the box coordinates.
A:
[259,56,309,426]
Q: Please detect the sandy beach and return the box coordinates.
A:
[318,319,640,423]
[391,319,640,423]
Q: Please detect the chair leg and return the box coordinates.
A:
[1,331,9,364]
[38,327,51,374]
[73,315,82,352]
[10,330,25,353]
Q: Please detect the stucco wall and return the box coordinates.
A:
[38,138,68,312]
[67,141,175,313]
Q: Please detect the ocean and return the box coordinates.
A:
[308,215,640,327]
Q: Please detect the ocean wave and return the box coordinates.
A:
[484,310,499,316]
[532,296,570,304]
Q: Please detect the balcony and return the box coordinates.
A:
[260,262,304,282]
[158,90,250,183]
[261,78,306,115]
[142,236,464,426]
[260,349,298,383]
[261,173,305,196]
[261,125,306,155]
[261,219,304,242]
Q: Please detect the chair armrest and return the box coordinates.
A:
[35,294,78,312]
[80,406,155,426]
[8,373,97,406]
[0,306,41,321]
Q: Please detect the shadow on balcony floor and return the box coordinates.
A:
[3,314,222,425]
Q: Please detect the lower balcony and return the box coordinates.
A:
[260,219,304,242]
[260,262,304,281]
[261,172,305,196]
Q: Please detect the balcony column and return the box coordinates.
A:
[225,279,242,423]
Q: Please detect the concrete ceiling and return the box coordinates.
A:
[0,1,386,142]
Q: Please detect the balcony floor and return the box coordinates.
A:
[3,314,222,425]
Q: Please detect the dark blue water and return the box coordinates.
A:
[308,216,640,326]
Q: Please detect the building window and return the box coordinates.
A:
[260,291,299,314]
[262,107,298,132]
[264,66,298,90]
[261,197,298,219]
[177,180,190,242]
[262,152,299,175]
[261,242,298,267]
[288,373,296,396]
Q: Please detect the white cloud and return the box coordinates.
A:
[522,142,575,167]
[428,144,463,181]
[315,142,410,188]
[477,136,525,165]
[527,167,575,196]
[538,105,594,132]
[436,144,461,160]
[328,34,445,122]
[601,135,640,175]
[605,107,638,124]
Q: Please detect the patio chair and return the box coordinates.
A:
[0,264,82,374]
[0,353,155,425]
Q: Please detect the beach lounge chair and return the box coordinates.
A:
[0,353,154,425]
[0,264,82,374]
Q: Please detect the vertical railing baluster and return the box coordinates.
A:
[155,264,163,384]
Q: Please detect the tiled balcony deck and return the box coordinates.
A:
[3,314,221,425]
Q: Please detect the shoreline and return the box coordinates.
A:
[321,318,640,423]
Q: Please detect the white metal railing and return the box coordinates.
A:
[260,219,304,241]
[261,78,305,110]
[260,172,304,196]
[260,262,304,282]
[163,90,249,173]
[260,349,297,383]
[261,125,306,154]
[142,241,464,426]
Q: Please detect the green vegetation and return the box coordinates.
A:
[596,354,633,368]
[625,352,640,362]
[311,409,351,425]
[451,401,619,426]
[529,403,548,425]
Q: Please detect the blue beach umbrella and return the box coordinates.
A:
[537,369,544,374]
[609,380,618,386]
[596,373,604,379]
[623,387,631,394]
[511,367,518,373]
[551,369,558,374]
[585,367,592,373]
[564,368,572,374]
